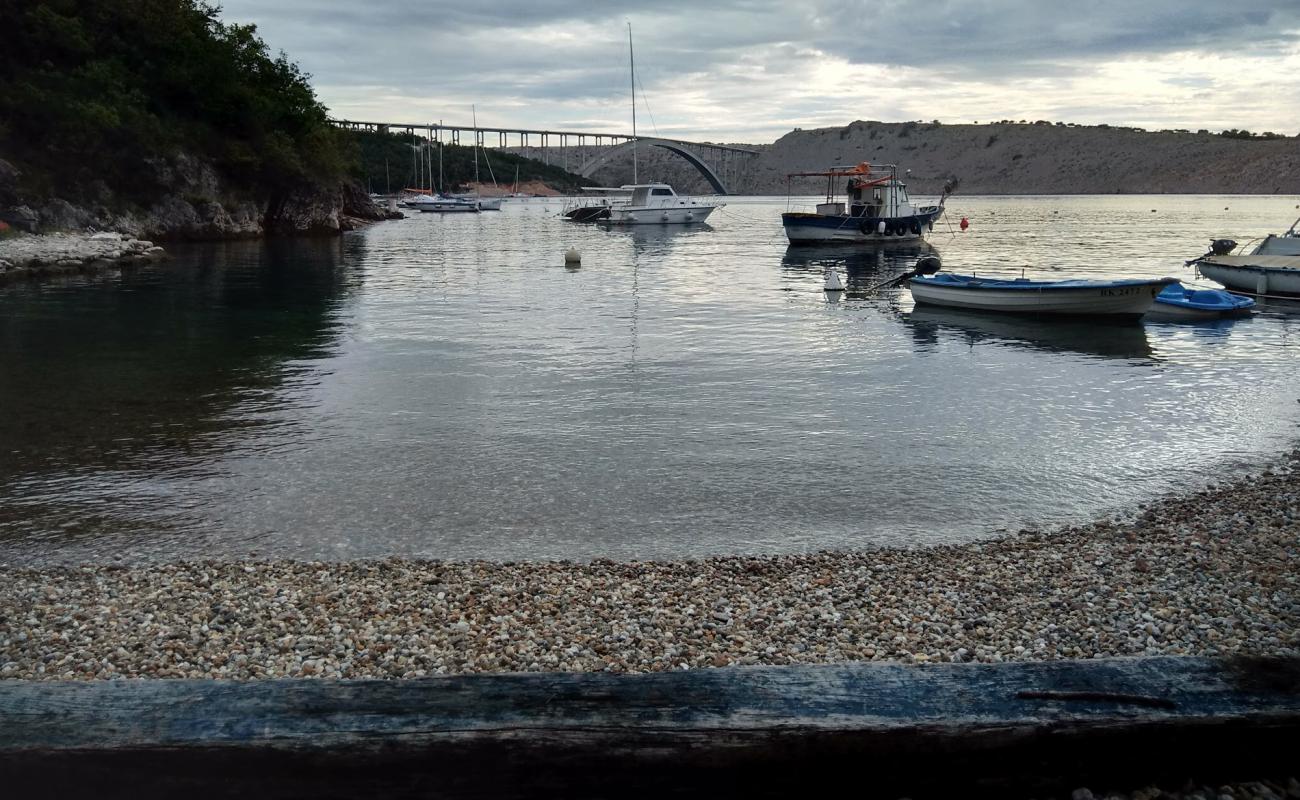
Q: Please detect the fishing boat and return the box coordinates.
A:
[1146,283,1255,320]
[909,272,1176,318]
[605,183,722,225]
[1188,217,1300,296]
[782,163,947,244]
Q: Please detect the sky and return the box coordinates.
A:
[215,1,1300,144]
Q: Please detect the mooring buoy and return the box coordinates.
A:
[564,248,581,265]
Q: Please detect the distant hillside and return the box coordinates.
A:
[571,122,1300,197]
[352,131,599,195]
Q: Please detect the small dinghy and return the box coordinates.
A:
[909,272,1176,318]
[1146,283,1255,320]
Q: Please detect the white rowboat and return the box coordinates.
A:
[910,273,1177,318]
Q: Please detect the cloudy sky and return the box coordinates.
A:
[216,1,1300,143]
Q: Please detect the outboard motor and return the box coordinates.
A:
[1210,238,1237,255]
[914,254,942,276]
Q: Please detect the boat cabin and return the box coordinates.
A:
[845,178,911,219]
[791,163,916,219]
[626,184,679,206]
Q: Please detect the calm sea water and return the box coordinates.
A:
[2,195,1298,565]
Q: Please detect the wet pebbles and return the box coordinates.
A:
[1,452,1296,680]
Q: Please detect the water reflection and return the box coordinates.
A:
[781,241,938,295]
[903,305,1156,361]
[603,222,716,256]
[0,238,355,547]
[4,195,1300,566]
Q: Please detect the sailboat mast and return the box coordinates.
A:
[628,22,637,184]
[472,105,480,194]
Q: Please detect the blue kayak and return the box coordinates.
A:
[1148,283,1255,319]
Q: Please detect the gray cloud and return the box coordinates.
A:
[215,1,1300,139]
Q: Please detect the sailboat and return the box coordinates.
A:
[603,23,722,225]
[467,105,502,211]
[418,124,480,214]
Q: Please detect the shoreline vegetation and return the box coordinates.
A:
[2,447,1295,681]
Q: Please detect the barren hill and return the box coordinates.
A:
[603,122,1300,196]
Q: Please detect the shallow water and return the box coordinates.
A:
[2,194,1299,564]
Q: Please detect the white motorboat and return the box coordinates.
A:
[414,194,480,213]
[604,183,722,225]
[910,272,1176,318]
[1189,217,1300,296]
[782,162,947,244]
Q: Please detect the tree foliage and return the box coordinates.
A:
[0,0,353,201]
[351,131,597,194]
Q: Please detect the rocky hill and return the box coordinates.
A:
[584,122,1300,197]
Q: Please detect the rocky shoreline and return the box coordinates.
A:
[0,231,167,284]
[1,448,1295,681]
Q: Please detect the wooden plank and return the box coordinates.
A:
[1,656,1297,799]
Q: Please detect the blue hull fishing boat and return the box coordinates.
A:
[782,163,948,244]
[1147,283,1255,320]
[910,272,1177,318]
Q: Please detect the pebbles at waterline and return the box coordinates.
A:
[1,452,1297,680]
[0,231,165,283]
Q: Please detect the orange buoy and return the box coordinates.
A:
[959,216,969,231]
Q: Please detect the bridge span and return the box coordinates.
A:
[329,118,760,194]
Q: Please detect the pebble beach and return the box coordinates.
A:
[2,450,1296,681]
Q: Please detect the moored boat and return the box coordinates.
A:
[415,194,480,213]
[1147,283,1255,320]
[782,163,946,245]
[909,272,1176,318]
[1189,217,1300,296]
[604,183,721,225]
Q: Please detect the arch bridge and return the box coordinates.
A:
[330,119,760,194]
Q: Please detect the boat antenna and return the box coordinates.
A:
[628,21,638,184]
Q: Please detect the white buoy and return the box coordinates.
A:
[824,269,844,292]
[564,247,581,265]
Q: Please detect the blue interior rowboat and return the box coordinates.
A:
[1147,283,1255,319]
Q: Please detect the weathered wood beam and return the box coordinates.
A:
[1,656,1297,799]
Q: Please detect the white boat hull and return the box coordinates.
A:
[475,198,503,211]
[911,280,1169,317]
[1197,256,1300,297]
[607,205,717,225]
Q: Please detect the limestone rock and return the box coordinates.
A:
[264,184,345,236]
[36,198,95,232]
